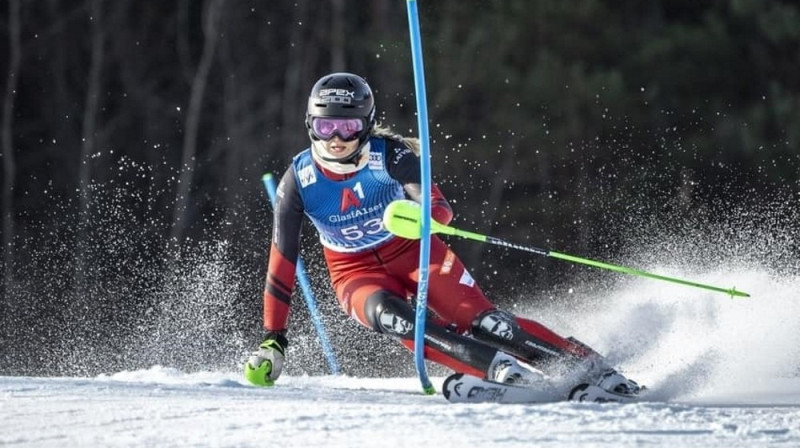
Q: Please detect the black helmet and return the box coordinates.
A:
[305,73,376,164]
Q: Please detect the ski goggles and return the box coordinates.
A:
[310,117,364,141]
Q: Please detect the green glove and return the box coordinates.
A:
[244,332,288,387]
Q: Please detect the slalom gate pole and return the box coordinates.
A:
[406,0,436,395]
[383,200,750,298]
[262,173,340,375]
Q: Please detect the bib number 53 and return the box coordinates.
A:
[340,218,383,240]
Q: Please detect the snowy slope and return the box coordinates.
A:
[4,265,800,448]
[2,368,799,448]
[4,253,800,448]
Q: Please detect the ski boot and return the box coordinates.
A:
[593,368,643,396]
[568,362,643,403]
[488,352,546,386]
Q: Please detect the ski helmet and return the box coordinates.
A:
[305,72,376,164]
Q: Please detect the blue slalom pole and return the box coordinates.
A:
[406,0,435,395]
[261,173,340,375]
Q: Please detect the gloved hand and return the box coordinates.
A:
[383,199,423,240]
[243,331,288,387]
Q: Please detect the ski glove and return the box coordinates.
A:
[244,331,288,387]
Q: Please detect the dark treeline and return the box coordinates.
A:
[1,1,798,376]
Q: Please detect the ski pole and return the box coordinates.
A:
[383,200,750,298]
[262,173,340,375]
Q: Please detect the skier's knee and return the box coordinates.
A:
[363,291,415,340]
[472,309,519,342]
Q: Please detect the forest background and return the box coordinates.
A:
[1,0,798,377]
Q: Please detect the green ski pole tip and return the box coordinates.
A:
[729,287,750,298]
[422,385,436,395]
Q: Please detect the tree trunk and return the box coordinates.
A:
[169,0,225,249]
[467,134,518,268]
[330,0,346,71]
[278,0,311,162]
[2,0,22,307]
[74,0,106,295]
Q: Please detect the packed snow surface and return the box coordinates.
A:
[2,370,799,448]
[4,264,800,447]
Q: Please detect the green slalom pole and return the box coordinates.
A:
[383,200,750,298]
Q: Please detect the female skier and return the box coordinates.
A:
[244,72,641,400]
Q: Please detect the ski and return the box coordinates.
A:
[442,373,562,404]
[442,373,641,404]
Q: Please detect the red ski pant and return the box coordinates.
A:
[325,236,490,332]
[324,236,587,377]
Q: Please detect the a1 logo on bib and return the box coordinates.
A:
[340,182,365,212]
